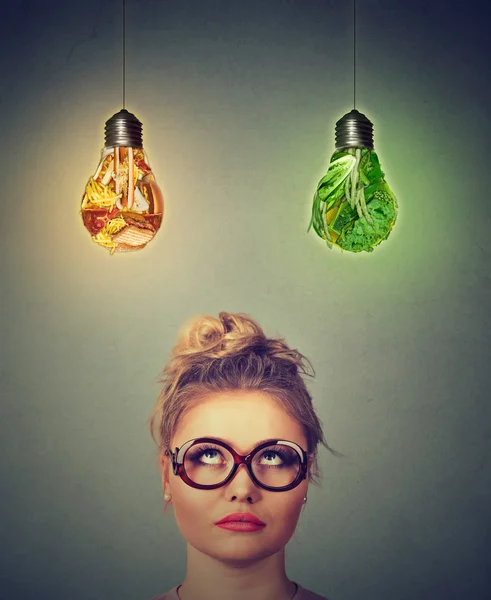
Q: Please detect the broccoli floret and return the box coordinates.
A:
[336,189,397,253]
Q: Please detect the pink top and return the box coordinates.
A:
[151,581,329,600]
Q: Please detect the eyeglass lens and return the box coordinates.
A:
[183,441,301,488]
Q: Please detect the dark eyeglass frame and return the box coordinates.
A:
[165,437,309,492]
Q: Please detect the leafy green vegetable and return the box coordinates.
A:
[330,201,357,235]
[366,151,385,183]
[316,155,356,200]
[336,189,397,253]
[359,167,370,186]
[308,190,325,238]
[307,154,356,235]
[308,147,397,253]
[359,148,370,172]
[326,179,348,210]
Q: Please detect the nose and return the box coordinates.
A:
[233,462,250,476]
[225,463,260,500]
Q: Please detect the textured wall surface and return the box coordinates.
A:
[1,1,490,599]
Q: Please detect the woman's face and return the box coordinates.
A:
[161,390,311,566]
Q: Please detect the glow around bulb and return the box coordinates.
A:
[308,110,398,253]
[81,110,163,254]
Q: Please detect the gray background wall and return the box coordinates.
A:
[1,1,490,599]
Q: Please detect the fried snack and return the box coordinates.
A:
[83,177,122,209]
[94,153,114,184]
[105,217,127,235]
[93,228,117,254]
[113,242,148,253]
[127,147,135,209]
[112,224,155,246]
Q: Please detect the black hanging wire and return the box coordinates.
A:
[105,0,142,148]
[122,0,126,109]
[334,0,373,150]
[353,0,356,109]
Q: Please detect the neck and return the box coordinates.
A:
[178,545,297,600]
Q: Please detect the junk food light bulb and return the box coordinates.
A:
[307,109,397,253]
[80,109,164,254]
[80,0,163,254]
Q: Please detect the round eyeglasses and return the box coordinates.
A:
[165,437,309,492]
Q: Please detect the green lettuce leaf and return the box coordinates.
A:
[316,155,356,201]
[336,189,397,253]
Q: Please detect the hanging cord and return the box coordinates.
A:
[122,0,126,109]
[353,0,356,109]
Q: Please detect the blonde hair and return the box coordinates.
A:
[149,312,340,501]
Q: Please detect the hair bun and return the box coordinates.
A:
[173,312,265,357]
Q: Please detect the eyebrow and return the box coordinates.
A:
[206,436,285,449]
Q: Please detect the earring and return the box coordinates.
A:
[164,493,171,501]
[303,496,307,503]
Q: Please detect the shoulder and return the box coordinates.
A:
[296,581,331,600]
[150,585,180,600]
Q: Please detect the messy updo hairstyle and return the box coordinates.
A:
[149,312,340,497]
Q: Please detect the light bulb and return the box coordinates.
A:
[81,109,164,254]
[308,109,398,253]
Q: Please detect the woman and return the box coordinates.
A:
[149,312,339,600]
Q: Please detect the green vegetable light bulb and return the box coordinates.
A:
[308,109,398,253]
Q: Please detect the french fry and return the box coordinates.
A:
[84,175,123,208]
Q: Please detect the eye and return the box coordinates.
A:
[187,445,225,465]
[260,451,283,465]
[201,449,221,463]
[256,446,295,468]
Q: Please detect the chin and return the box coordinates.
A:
[199,538,286,564]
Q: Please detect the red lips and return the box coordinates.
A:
[215,512,266,526]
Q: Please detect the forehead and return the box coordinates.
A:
[175,390,306,453]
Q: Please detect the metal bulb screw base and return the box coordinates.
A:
[335,109,374,150]
[105,108,143,148]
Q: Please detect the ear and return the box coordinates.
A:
[307,454,314,475]
[160,451,171,491]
